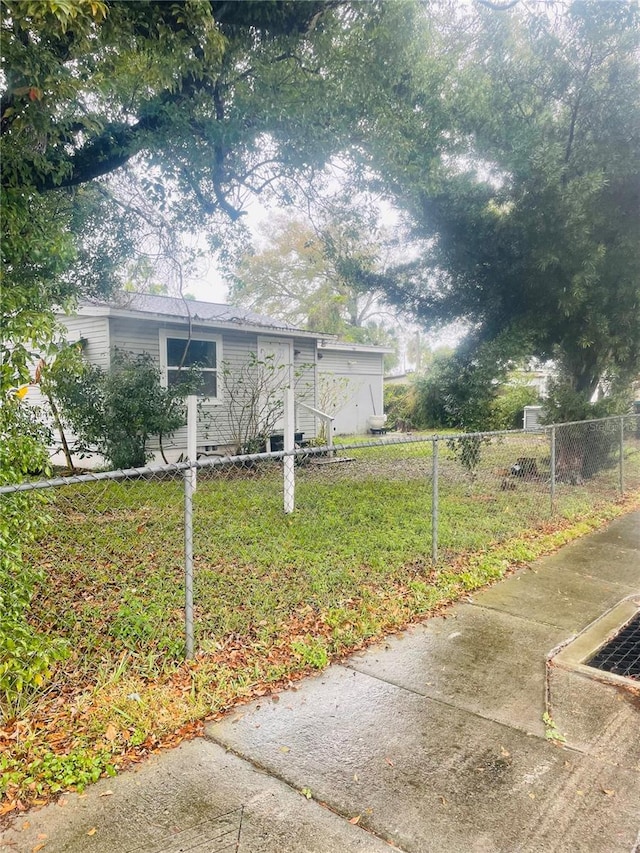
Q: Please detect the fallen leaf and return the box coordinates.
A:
[104,724,118,743]
[349,815,361,825]
[37,836,47,841]
[602,788,615,797]
[98,790,114,798]
[500,746,510,758]
[32,845,46,853]
[353,773,359,782]
[22,821,30,830]
[279,746,291,753]
[576,790,584,796]
[384,757,395,767]
[57,798,68,807]
[439,796,447,805]
[301,787,312,800]
[87,828,97,836]
[0,802,17,816]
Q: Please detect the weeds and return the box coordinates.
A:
[1,434,638,810]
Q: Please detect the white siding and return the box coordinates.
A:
[317,349,382,376]
[293,337,317,441]
[109,317,160,361]
[318,350,385,435]
[59,315,110,369]
[23,317,111,469]
[37,315,322,464]
[107,318,318,457]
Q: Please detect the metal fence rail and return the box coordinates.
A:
[2,414,639,661]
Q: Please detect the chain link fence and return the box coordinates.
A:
[2,415,639,677]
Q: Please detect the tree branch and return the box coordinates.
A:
[474,0,520,9]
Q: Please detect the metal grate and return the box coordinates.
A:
[587,613,640,680]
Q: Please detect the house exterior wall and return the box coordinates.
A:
[317,349,385,436]
[42,310,383,467]
[293,337,317,440]
[108,317,318,458]
[23,316,111,468]
[60,315,111,369]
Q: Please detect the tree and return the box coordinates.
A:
[228,214,397,343]
[371,1,640,415]
[2,0,437,390]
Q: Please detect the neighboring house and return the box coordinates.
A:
[30,293,390,466]
[383,371,414,387]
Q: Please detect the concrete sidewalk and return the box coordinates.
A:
[3,512,639,853]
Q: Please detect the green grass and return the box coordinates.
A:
[2,433,639,808]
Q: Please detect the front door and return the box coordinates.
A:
[256,338,294,434]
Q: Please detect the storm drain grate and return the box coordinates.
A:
[587,612,640,680]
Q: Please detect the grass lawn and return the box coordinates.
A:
[2,432,639,813]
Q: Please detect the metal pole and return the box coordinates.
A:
[619,416,625,495]
[432,436,439,565]
[184,466,194,659]
[187,394,198,493]
[283,388,295,514]
[550,426,556,515]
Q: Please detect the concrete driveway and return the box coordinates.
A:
[3,512,639,853]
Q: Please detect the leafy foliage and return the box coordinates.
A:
[228,213,400,350]
[0,396,68,718]
[53,350,197,469]
[383,383,416,431]
[489,383,540,431]
[375,1,640,416]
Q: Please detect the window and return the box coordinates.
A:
[160,330,221,399]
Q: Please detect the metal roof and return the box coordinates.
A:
[79,293,308,335]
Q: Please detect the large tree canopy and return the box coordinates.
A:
[228,213,399,342]
[374,1,640,403]
[2,0,433,386]
[2,0,638,412]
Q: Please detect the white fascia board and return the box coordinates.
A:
[318,341,395,354]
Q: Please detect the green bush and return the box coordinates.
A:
[54,350,198,469]
[489,383,540,430]
[0,396,68,719]
[383,382,415,430]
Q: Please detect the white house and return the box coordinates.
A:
[29,293,390,466]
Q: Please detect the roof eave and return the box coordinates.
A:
[65,305,326,340]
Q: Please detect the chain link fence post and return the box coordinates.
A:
[187,394,198,493]
[283,388,295,514]
[619,415,625,495]
[184,464,195,659]
[432,435,439,565]
[550,425,556,515]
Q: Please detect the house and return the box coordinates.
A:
[33,293,390,466]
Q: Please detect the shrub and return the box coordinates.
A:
[489,383,540,430]
[383,382,415,430]
[55,350,197,469]
[0,396,68,719]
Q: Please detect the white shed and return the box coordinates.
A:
[316,341,393,436]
